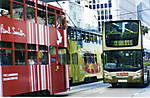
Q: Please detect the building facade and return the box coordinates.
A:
[49,1,99,32]
[83,0,137,32]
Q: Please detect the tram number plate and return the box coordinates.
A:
[118,80,127,82]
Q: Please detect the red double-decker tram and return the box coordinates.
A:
[0,0,69,96]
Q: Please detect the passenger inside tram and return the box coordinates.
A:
[27,14,35,23]
[0,9,10,17]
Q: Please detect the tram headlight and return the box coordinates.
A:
[104,71,112,80]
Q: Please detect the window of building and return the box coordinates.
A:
[93,0,96,3]
[101,16,104,20]
[12,2,24,20]
[97,4,100,9]
[98,16,100,20]
[85,5,88,8]
[93,5,96,9]
[101,4,103,8]
[109,3,112,7]
[89,5,92,9]
[101,10,104,16]
[109,15,112,19]
[104,3,107,8]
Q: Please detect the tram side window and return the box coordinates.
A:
[62,12,66,29]
[15,50,26,65]
[13,2,24,20]
[28,51,37,65]
[14,0,24,3]
[0,50,12,65]
[72,53,78,65]
[58,48,67,64]
[38,10,46,25]
[49,46,56,55]
[84,54,97,64]
[39,52,48,65]
[0,0,10,17]
[26,6,35,23]
[48,13,55,27]
[39,45,48,65]
[56,15,61,29]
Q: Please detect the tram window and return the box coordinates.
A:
[38,10,46,25]
[26,0,35,7]
[39,45,48,51]
[72,53,78,64]
[26,6,35,23]
[28,51,37,65]
[28,44,36,50]
[13,3,24,20]
[47,7,55,13]
[56,10,60,14]
[0,50,12,65]
[84,54,97,64]
[48,13,55,27]
[15,43,25,49]
[37,4,46,10]
[51,57,56,63]
[14,0,24,3]
[58,48,67,64]
[62,14,66,29]
[49,46,56,55]
[0,41,12,48]
[15,50,26,65]
[0,0,10,17]
[56,15,61,29]
[39,52,48,65]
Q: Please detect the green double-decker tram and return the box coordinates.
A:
[102,20,150,87]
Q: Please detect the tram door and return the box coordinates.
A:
[50,46,67,93]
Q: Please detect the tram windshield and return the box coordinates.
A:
[103,50,142,70]
[105,21,139,47]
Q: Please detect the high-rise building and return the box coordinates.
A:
[137,0,150,27]
[83,0,137,32]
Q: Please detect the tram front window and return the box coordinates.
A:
[103,50,142,69]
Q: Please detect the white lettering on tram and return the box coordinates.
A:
[3,73,18,77]
[3,73,18,81]
[0,24,25,36]
[3,77,18,81]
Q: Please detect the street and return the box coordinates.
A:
[55,81,150,97]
